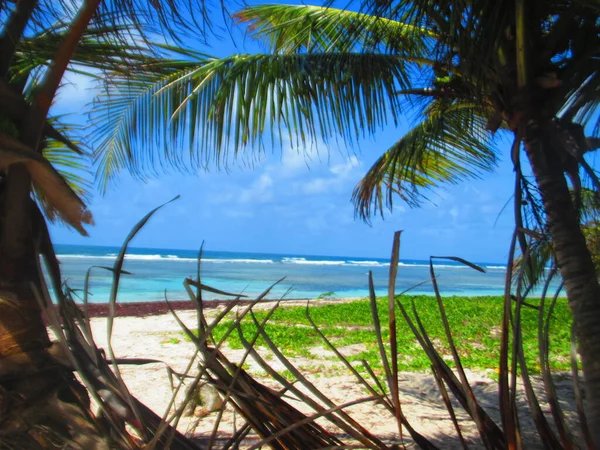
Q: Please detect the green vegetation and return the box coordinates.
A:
[583,221,600,274]
[187,296,573,374]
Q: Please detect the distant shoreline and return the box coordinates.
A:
[79,297,358,318]
[79,299,262,318]
[74,294,560,318]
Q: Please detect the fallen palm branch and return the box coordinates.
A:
[39,198,204,449]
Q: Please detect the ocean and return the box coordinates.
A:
[51,244,556,303]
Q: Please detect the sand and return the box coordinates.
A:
[64,302,585,449]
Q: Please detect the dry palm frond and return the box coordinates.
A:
[0,131,93,235]
[37,198,202,449]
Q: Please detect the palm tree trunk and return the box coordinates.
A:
[523,120,600,447]
[0,168,110,448]
[0,284,108,448]
[0,0,109,441]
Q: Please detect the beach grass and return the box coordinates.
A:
[183,295,572,374]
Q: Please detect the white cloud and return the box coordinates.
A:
[281,148,313,171]
[302,178,333,195]
[330,155,360,176]
[298,155,362,195]
[273,142,325,177]
[239,174,274,204]
[205,148,362,222]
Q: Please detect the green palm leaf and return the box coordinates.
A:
[235,4,434,55]
[91,60,201,191]
[6,22,192,229]
[353,103,497,218]
[36,134,93,226]
[92,52,412,190]
[11,24,168,84]
[515,186,600,289]
[42,127,91,199]
[18,0,213,47]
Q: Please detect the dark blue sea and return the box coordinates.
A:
[51,244,554,303]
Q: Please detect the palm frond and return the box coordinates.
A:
[43,136,90,195]
[17,0,214,48]
[92,52,410,191]
[11,23,193,85]
[0,131,92,235]
[581,187,600,223]
[513,237,555,292]
[353,102,497,218]
[560,64,600,134]
[36,131,92,225]
[510,183,600,289]
[361,0,512,85]
[235,4,434,56]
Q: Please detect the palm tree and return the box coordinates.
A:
[92,1,600,445]
[514,188,600,292]
[0,1,211,447]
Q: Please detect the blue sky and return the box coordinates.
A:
[48,8,518,263]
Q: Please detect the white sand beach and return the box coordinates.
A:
[66,303,584,449]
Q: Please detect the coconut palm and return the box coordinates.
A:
[0,1,212,447]
[92,1,600,445]
[514,188,600,293]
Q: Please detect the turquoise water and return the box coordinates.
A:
[51,244,556,303]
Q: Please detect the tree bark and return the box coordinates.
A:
[0,168,110,447]
[523,120,600,448]
[0,284,110,449]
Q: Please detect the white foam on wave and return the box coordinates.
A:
[119,254,199,262]
[59,253,277,264]
[398,262,471,269]
[202,258,274,264]
[57,253,488,271]
[58,253,197,262]
[283,259,346,265]
[283,257,387,266]
[347,260,389,267]
[281,257,307,263]
[58,254,116,260]
[126,254,171,261]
